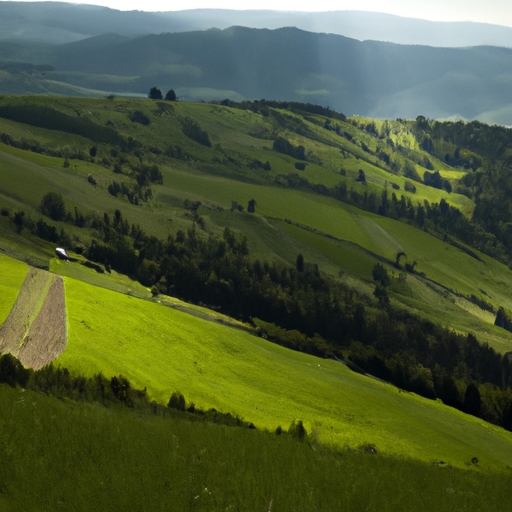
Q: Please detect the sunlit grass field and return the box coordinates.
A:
[0,252,27,324]
[48,273,512,470]
[5,251,505,472]
[0,250,512,469]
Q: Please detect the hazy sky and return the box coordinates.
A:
[20,0,507,27]
[5,0,512,27]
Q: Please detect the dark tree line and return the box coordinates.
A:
[0,353,255,429]
[77,212,512,429]
[5,193,512,429]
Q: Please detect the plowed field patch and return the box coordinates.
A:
[0,266,67,369]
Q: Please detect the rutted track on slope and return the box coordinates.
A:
[0,267,67,369]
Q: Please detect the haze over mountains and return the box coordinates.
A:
[2,2,512,124]
[2,2,512,48]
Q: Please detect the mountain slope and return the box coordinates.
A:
[2,251,512,470]
[0,95,511,354]
[5,26,512,122]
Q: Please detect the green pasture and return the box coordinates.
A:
[157,165,512,350]
[54,273,512,470]
[295,114,474,214]
[0,97,475,227]
[160,165,485,275]
[1,131,509,352]
[277,219,512,350]
[2,384,512,512]
[392,274,512,354]
[0,252,27,324]
[374,216,512,312]
[279,221,377,279]
[0,216,55,268]
[0,96,510,349]
[49,257,152,298]
[0,144,175,239]
[0,97,475,218]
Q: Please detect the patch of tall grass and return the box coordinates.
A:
[0,383,510,512]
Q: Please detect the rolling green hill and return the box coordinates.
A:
[2,251,512,472]
[0,96,510,352]
[4,24,512,122]
[3,96,512,508]
[2,381,512,512]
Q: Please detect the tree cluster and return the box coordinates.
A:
[272,136,306,160]
[76,212,512,428]
[0,353,255,429]
[179,116,211,147]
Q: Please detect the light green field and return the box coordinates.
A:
[50,272,512,470]
[0,252,27,324]
[49,257,152,298]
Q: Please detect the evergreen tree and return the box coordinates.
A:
[148,86,163,100]
[165,89,177,101]
[463,383,481,417]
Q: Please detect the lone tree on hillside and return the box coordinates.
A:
[495,307,512,332]
[40,192,66,221]
[165,89,177,101]
[148,86,163,100]
[355,169,367,184]
[372,263,390,287]
[296,253,304,273]
[395,251,407,268]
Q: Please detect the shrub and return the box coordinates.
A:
[179,117,211,147]
[372,263,390,287]
[40,192,66,221]
[288,419,307,441]
[273,136,306,160]
[0,353,30,387]
[130,110,150,125]
[168,391,186,411]
[404,181,417,193]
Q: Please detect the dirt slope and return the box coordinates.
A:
[0,266,67,369]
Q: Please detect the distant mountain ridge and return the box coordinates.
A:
[36,26,512,122]
[2,2,512,48]
[3,5,512,123]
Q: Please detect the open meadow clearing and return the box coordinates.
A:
[1,382,511,512]
[0,252,27,324]
[49,271,512,470]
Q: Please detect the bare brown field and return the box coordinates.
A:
[0,266,67,369]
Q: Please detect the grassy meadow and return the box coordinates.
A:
[2,383,512,512]
[2,252,512,469]
[3,97,512,509]
[39,270,512,470]
[1,95,512,351]
[0,252,27,324]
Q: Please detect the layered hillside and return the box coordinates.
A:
[3,94,512,507]
[3,25,512,122]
